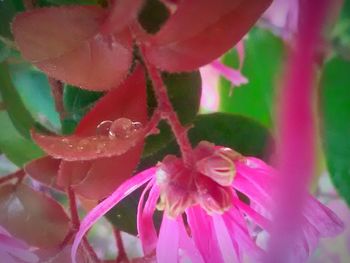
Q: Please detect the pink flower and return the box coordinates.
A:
[0,225,39,263]
[200,41,247,112]
[72,141,344,263]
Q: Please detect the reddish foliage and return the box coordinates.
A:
[24,156,63,191]
[13,6,133,90]
[0,184,70,248]
[13,0,271,90]
[31,67,148,200]
[143,0,272,71]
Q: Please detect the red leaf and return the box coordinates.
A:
[13,6,133,90]
[24,156,63,191]
[0,184,70,248]
[56,67,148,199]
[100,0,145,34]
[71,146,144,200]
[57,161,92,188]
[76,65,149,135]
[143,0,272,71]
[32,66,147,161]
[32,129,145,161]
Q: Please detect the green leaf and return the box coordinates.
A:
[0,0,24,38]
[37,0,101,7]
[189,113,273,160]
[0,41,10,63]
[8,62,61,132]
[321,56,350,206]
[331,0,350,60]
[107,112,272,234]
[62,85,104,134]
[0,111,43,166]
[219,27,285,128]
[144,71,202,156]
[138,0,170,34]
[0,62,36,138]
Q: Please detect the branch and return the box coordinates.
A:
[48,77,66,120]
[114,229,128,263]
[0,170,25,185]
[140,46,193,167]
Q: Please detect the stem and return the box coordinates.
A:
[48,78,65,120]
[67,187,81,230]
[140,46,193,167]
[83,237,101,263]
[114,229,128,263]
[67,187,100,262]
[0,170,25,185]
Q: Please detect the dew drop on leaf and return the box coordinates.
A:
[96,120,113,136]
[109,117,143,139]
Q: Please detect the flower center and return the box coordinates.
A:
[155,143,239,218]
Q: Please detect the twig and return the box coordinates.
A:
[48,77,66,120]
[114,229,128,263]
[140,45,193,167]
[67,187,101,262]
[0,170,25,185]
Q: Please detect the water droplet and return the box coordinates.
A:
[77,146,84,151]
[61,138,69,143]
[68,144,73,148]
[96,142,106,154]
[96,120,113,136]
[109,118,143,139]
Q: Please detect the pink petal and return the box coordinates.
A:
[212,214,239,263]
[210,60,248,87]
[186,206,224,263]
[177,218,204,263]
[0,234,27,250]
[265,0,331,261]
[143,0,272,71]
[234,197,270,230]
[156,215,179,263]
[0,251,16,263]
[137,181,159,255]
[236,40,245,70]
[32,129,145,161]
[71,168,155,263]
[4,245,39,263]
[223,206,264,261]
[303,197,344,237]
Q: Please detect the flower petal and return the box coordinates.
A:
[186,206,224,263]
[210,60,248,87]
[212,214,240,263]
[71,168,155,263]
[137,181,159,255]
[303,197,344,237]
[156,215,179,263]
[177,218,204,263]
[223,206,264,261]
